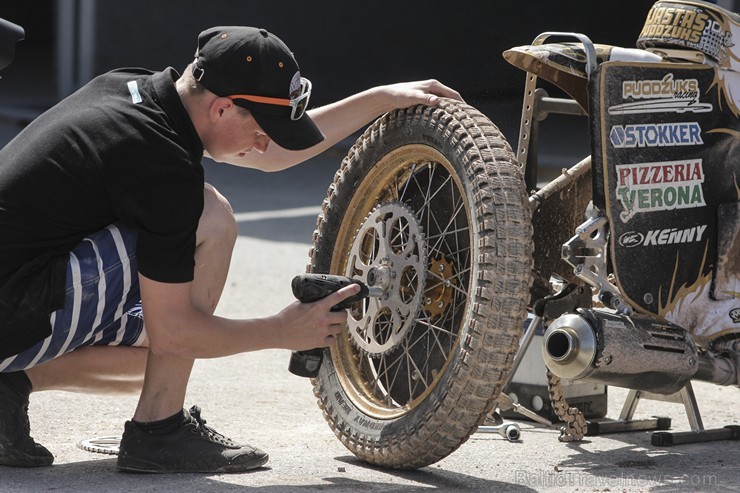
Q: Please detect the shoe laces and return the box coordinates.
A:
[187,405,238,446]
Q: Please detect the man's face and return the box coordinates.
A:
[205,104,271,163]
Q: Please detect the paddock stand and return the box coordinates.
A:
[585,381,740,446]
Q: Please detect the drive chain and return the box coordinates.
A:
[546,369,588,442]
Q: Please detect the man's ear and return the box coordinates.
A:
[208,97,234,123]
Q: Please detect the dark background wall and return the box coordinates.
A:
[2,1,658,110]
[1,0,735,158]
[81,1,654,105]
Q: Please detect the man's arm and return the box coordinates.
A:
[219,79,463,172]
[138,274,361,359]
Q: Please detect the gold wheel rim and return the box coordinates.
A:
[329,144,473,419]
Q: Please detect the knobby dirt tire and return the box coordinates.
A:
[308,99,533,469]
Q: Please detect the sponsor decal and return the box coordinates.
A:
[622,73,698,99]
[730,308,740,324]
[618,224,708,248]
[640,6,710,45]
[608,74,713,115]
[638,4,734,67]
[615,159,706,222]
[610,122,703,148]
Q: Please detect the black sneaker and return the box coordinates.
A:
[117,405,268,473]
[0,371,54,467]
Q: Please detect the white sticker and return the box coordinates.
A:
[127,80,142,104]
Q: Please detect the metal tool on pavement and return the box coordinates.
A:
[477,421,522,441]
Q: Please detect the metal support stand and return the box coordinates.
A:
[496,314,553,427]
[476,314,554,437]
[586,381,740,446]
[652,425,740,446]
[585,388,672,436]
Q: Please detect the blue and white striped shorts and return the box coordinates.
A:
[0,223,147,372]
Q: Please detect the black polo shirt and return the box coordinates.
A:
[0,67,205,357]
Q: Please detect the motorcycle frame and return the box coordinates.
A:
[516,32,594,193]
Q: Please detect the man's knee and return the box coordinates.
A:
[198,183,237,245]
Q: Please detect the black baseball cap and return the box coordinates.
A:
[192,26,324,151]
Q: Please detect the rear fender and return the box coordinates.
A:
[503,33,661,111]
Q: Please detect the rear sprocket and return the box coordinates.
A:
[344,201,427,357]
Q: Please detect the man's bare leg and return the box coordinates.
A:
[26,346,147,395]
[132,183,237,422]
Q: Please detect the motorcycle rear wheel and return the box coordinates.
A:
[309,99,533,469]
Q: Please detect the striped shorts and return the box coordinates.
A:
[0,223,147,372]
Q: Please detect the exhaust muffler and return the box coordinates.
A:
[542,309,736,394]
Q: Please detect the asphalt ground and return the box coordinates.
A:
[1,118,739,492]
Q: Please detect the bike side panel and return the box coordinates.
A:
[590,60,739,340]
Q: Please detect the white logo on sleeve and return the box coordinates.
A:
[127,81,143,104]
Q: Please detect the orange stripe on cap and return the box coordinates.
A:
[228,94,291,106]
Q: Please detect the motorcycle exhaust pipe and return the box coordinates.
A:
[542,309,737,394]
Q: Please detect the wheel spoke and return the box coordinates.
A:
[426,266,471,298]
[397,162,417,202]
